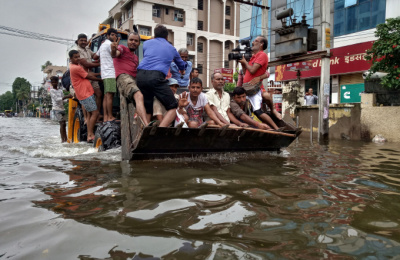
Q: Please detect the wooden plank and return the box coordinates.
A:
[120,95,132,160]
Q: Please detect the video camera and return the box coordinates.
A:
[228,40,252,61]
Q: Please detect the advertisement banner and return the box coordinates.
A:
[214,68,233,83]
[275,41,374,82]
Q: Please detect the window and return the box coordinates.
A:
[189,55,195,64]
[152,5,161,18]
[174,10,184,22]
[166,8,169,15]
[225,41,230,49]
[197,64,203,74]
[225,6,231,16]
[139,26,151,36]
[334,0,386,37]
[187,33,194,46]
[128,8,132,19]
[224,60,229,68]
[198,0,204,10]
[225,19,230,30]
[198,21,204,30]
[197,42,203,53]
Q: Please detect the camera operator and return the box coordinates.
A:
[239,36,279,130]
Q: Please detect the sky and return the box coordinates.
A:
[0,0,116,94]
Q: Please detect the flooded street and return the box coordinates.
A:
[1,117,400,259]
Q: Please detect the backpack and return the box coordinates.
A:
[61,69,71,91]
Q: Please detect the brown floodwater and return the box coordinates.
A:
[1,117,400,259]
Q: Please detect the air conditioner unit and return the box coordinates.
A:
[177,13,184,19]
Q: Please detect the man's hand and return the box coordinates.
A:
[239,123,249,127]
[238,55,247,65]
[178,91,189,109]
[257,122,272,130]
[111,37,120,53]
[179,70,186,78]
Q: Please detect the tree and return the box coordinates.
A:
[41,61,53,71]
[0,91,14,111]
[12,77,31,100]
[16,88,30,112]
[365,17,400,89]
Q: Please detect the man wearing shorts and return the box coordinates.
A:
[69,50,102,142]
[239,36,279,130]
[50,76,72,142]
[111,32,148,126]
[75,33,102,111]
[94,28,118,122]
[136,24,187,127]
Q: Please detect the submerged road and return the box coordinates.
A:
[1,117,400,259]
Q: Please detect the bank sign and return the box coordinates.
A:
[275,41,374,81]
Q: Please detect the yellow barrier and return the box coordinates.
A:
[67,99,78,143]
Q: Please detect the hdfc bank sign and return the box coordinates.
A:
[275,41,374,81]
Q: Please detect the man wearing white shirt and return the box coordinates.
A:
[94,28,118,122]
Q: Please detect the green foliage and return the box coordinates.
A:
[224,82,236,92]
[41,61,53,71]
[365,17,400,89]
[0,91,15,111]
[12,77,31,100]
[233,71,238,83]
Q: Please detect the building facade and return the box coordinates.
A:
[270,0,399,104]
[102,0,240,88]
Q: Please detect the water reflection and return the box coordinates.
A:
[29,140,400,259]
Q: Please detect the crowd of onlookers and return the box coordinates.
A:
[51,24,283,143]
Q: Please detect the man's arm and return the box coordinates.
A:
[238,114,269,129]
[204,104,225,127]
[239,57,261,75]
[63,94,73,100]
[111,38,121,58]
[85,72,101,81]
[210,105,230,124]
[79,59,100,69]
[227,108,248,127]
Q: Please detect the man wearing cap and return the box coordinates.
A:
[153,78,180,122]
[75,33,102,112]
[111,32,148,126]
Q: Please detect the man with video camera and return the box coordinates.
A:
[238,36,279,130]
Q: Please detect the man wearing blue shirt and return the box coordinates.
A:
[170,48,192,88]
[137,24,187,127]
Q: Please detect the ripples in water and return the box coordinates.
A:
[1,117,400,259]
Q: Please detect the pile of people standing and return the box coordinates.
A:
[54,24,282,143]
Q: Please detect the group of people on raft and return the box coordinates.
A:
[51,24,283,143]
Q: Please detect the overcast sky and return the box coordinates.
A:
[0,0,116,94]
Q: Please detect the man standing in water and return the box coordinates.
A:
[136,24,187,127]
[49,76,72,142]
[69,50,102,142]
[111,32,148,126]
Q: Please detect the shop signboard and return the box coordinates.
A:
[340,83,365,103]
[214,68,233,83]
[275,41,374,82]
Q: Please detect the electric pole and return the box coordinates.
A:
[319,0,331,143]
[261,0,268,38]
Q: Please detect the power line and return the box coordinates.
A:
[0,25,74,46]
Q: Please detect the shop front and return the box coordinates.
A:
[275,41,374,104]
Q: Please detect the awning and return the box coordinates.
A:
[275,41,374,82]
